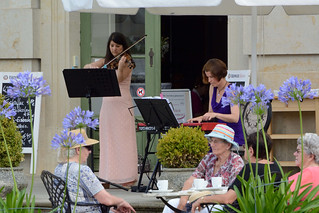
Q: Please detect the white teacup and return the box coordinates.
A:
[157,180,168,191]
[193,178,208,189]
[211,177,222,188]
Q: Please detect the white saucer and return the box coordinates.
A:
[191,186,227,191]
[148,189,174,193]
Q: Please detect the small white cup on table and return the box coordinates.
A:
[193,178,208,189]
[211,177,222,188]
[157,180,168,191]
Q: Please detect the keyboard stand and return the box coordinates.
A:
[132,98,179,193]
[132,131,157,192]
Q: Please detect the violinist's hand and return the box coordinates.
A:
[118,55,127,71]
[202,112,217,121]
[187,116,203,123]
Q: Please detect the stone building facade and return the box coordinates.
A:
[1,1,318,174]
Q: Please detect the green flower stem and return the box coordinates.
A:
[240,106,254,177]
[61,148,70,213]
[294,99,304,196]
[0,120,18,192]
[73,143,82,212]
[28,97,35,197]
[255,128,259,177]
[297,100,304,173]
[259,115,271,177]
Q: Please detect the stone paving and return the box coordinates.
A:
[27,174,164,213]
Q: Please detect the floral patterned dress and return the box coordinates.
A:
[192,152,244,187]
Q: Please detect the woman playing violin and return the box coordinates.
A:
[84,32,138,187]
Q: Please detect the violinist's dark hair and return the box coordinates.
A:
[104,32,131,64]
[247,131,272,159]
[202,58,227,84]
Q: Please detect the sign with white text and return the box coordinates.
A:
[0,72,42,173]
[161,89,192,124]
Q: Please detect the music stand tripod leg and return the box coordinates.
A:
[146,159,161,192]
[87,96,95,171]
[133,132,152,192]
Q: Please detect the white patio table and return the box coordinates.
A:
[143,187,228,212]
[143,186,228,198]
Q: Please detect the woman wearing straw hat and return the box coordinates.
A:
[55,129,135,213]
[162,124,244,213]
[191,131,282,213]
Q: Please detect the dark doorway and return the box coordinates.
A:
[161,16,228,90]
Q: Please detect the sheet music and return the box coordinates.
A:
[140,96,176,120]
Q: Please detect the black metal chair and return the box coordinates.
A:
[157,196,215,213]
[41,170,115,213]
[156,196,187,213]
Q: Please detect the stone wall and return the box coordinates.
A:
[0,0,80,174]
[229,6,319,90]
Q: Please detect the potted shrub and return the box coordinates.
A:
[0,94,26,197]
[156,125,209,190]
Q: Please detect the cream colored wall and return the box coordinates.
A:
[0,0,80,174]
[228,7,319,167]
[229,6,319,91]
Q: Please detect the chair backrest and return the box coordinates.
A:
[41,170,114,213]
[242,101,272,136]
[41,170,71,212]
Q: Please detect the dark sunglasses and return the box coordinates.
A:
[84,145,93,151]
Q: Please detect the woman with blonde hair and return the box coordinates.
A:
[55,129,135,213]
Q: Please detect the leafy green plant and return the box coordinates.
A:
[228,165,319,213]
[0,188,38,213]
[0,94,23,168]
[156,125,209,168]
[221,79,319,213]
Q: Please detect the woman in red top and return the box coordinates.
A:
[289,133,319,200]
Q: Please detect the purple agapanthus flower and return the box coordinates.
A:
[222,83,254,107]
[51,129,85,149]
[62,106,99,129]
[249,84,274,116]
[278,76,317,104]
[7,71,51,98]
[0,100,16,119]
[222,83,273,116]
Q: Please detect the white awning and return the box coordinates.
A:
[62,0,319,15]
[62,0,273,15]
[235,0,319,14]
[235,0,319,6]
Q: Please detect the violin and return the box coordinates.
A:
[105,34,146,70]
[108,53,136,70]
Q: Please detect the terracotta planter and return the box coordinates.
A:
[0,167,28,197]
[158,168,194,191]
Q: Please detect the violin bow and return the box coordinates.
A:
[105,34,147,67]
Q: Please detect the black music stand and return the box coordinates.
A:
[63,68,121,171]
[132,98,179,193]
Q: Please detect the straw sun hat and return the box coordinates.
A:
[204,124,239,149]
[189,191,212,203]
[69,128,99,149]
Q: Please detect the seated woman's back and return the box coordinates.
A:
[55,162,103,212]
